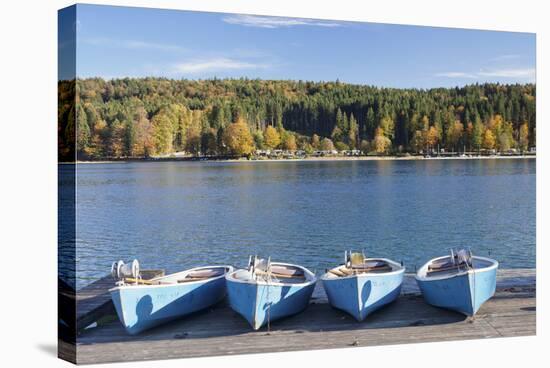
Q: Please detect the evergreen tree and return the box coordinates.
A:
[61,78,536,160]
[348,113,359,149]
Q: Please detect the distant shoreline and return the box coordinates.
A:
[63,155,536,164]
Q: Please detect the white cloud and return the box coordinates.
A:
[173,58,269,74]
[478,68,535,78]
[434,72,477,78]
[222,14,343,28]
[123,40,186,52]
[82,38,186,52]
[435,68,535,82]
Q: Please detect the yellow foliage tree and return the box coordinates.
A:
[263,125,281,149]
[425,126,439,148]
[152,114,174,155]
[132,107,155,157]
[223,117,254,156]
[282,134,297,151]
[373,127,391,154]
[446,120,464,150]
[488,114,504,133]
[411,130,424,153]
[482,129,496,150]
[86,119,108,158]
[519,123,529,151]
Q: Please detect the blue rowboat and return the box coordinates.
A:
[225,257,317,330]
[110,264,233,335]
[415,251,498,316]
[321,253,405,321]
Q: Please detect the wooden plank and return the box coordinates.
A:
[76,292,535,364]
[58,339,76,364]
[74,269,536,364]
[76,269,164,330]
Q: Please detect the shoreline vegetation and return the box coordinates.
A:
[66,154,536,164]
[59,78,535,162]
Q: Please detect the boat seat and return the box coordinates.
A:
[351,260,388,270]
[426,263,465,275]
[341,263,393,275]
[428,260,455,271]
[270,265,304,277]
[428,257,471,273]
[186,268,225,279]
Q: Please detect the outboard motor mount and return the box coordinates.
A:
[111,259,140,280]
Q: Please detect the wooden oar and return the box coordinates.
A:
[427,264,463,275]
[124,278,155,285]
[328,269,346,277]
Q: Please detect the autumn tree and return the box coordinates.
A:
[263,125,281,149]
[88,119,109,159]
[472,118,484,152]
[426,126,439,150]
[62,78,536,160]
[379,116,395,140]
[223,117,254,156]
[282,133,297,151]
[411,130,424,153]
[446,121,464,152]
[152,114,174,155]
[497,121,514,152]
[109,119,126,157]
[465,122,474,151]
[519,123,529,151]
[373,127,391,154]
[132,108,154,157]
[320,137,335,151]
[482,129,496,150]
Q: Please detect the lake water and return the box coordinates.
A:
[62,158,536,289]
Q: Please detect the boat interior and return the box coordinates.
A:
[230,257,313,284]
[324,252,401,279]
[417,250,496,279]
[122,266,231,286]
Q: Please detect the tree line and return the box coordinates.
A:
[58,78,536,161]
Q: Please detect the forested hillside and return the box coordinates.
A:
[58,78,536,161]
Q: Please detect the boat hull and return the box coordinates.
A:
[226,267,316,330]
[416,259,498,316]
[110,272,229,335]
[322,263,404,321]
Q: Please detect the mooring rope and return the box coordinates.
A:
[470,249,476,320]
[267,258,271,334]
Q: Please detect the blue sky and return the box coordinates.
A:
[61,4,536,88]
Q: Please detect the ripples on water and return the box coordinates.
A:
[60,159,536,289]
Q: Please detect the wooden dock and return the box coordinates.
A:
[64,269,536,364]
[75,270,164,331]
